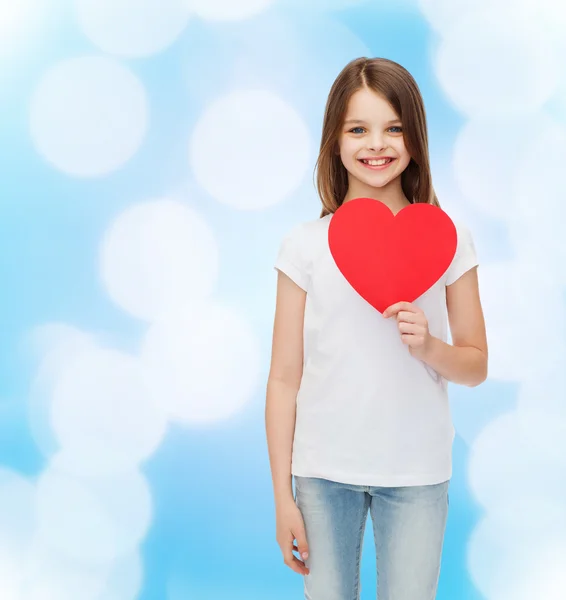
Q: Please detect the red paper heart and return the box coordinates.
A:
[328,198,457,313]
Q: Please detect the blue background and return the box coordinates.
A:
[1,0,565,598]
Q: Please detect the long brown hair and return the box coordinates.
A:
[315,57,440,218]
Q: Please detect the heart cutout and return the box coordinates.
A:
[328,197,457,313]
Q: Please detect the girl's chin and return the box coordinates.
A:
[347,173,391,190]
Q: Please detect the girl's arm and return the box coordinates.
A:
[384,267,488,387]
[265,271,306,507]
[421,267,488,386]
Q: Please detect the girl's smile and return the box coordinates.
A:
[358,157,396,170]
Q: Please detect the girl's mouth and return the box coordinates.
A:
[358,158,395,170]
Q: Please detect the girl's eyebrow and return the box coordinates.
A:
[344,118,402,125]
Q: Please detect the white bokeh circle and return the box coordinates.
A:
[516,369,566,463]
[27,323,99,459]
[0,469,36,559]
[478,261,566,382]
[21,544,141,600]
[521,0,566,49]
[30,56,148,177]
[449,386,514,446]
[434,8,558,118]
[97,552,142,600]
[513,116,566,220]
[100,199,219,321]
[0,0,49,57]
[207,12,302,97]
[468,412,566,530]
[75,0,191,57]
[281,0,373,11]
[190,90,311,209]
[417,0,471,33]
[507,116,566,282]
[468,515,566,600]
[140,302,261,423]
[0,470,35,599]
[27,323,97,364]
[508,220,566,289]
[418,0,532,35]
[50,347,168,474]
[36,458,152,565]
[0,548,23,600]
[0,0,32,36]
[452,117,529,220]
[188,0,275,21]
[23,540,111,600]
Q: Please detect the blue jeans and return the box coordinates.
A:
[294,476,450,600]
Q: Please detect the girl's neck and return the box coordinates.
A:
[342,179,410,216]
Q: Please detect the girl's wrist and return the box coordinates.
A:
[273,476,294,505]
[412,333,438,362]
[275,492,296,510]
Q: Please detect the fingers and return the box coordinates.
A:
[383,301,421,319]
[283,543,310,575]
[383,302,431,357]
[284,553,310,575]
[397,321,421,334]
[294,528,309,569]
[399,321,426,342]
[396,310,419,324]
[292,543,309,560]
[383,301,407,318]
[282,527,310,576]
[398,318,428,351]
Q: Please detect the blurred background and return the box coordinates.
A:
[1,0,566,598]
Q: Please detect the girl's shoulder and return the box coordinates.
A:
[451,219,476,251]
[274,215,331,286]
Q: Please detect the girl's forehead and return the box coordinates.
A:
[345,89,398,118]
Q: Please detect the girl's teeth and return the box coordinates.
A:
[363,159,391,166]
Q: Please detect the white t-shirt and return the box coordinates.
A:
[274,211,478,487]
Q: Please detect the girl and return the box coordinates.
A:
[265,57,488,600]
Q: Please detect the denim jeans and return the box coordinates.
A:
[294,476,450,600]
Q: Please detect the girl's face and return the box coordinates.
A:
[338,88,412,192]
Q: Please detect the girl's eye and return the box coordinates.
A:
[349,126,402,134]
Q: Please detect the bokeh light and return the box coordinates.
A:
[74,0,191,58]
[189,89,312,209]
[100,199,219,321]
[1,0,565,597]
[29,56,148,177]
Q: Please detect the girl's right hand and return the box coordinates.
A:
[276,500,310,576]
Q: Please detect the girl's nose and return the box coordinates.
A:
[368,141,387,153]
[368,136,386,152]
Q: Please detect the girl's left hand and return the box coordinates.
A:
[383,301,432,358]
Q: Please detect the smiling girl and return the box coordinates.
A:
[265,57,488,600]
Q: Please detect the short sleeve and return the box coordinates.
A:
[274,223,310,292]
[445,223,479,285]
